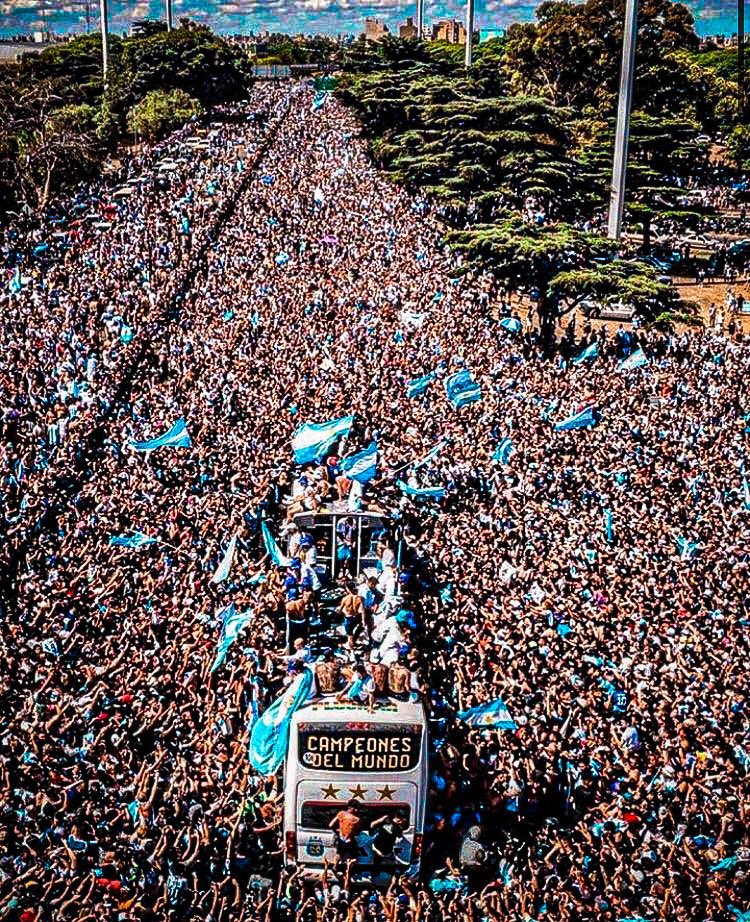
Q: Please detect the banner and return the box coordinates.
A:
[211,533,238,585]
[211,605,252,672]
[444,369,482,409]
[262,521,292,567]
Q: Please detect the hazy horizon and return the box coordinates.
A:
[0,0,745,41]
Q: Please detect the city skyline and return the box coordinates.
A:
[0,0,745,40]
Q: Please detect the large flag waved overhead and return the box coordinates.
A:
[444,369,482,409]
[130,418,192,451]
[617,348,649,372]
[249,668,315,774]
[397,480,445,500]
[339,442,377,483]
[109,532,157,549]
[572,342,600,365]
[211,533,238,585]
[211,604,252,672]
[458,696,517,730]
[292,414,354,464]
[554,406,599,431]
[262,521,292,567]
[406,371,436,399]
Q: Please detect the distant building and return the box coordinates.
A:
[431,19,466,45]
[363,18,390,42]
[399,17,418,40]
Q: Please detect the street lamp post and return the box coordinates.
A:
[739,0,746,121]
[99,0,110,78]
[607,0,639,242]
[465,0,475,67]
[416,0,424,42]
[166,0,174,31]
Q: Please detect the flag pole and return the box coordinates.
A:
[607,0,639,241]
[464,0,475,67]
[99,0,110,79]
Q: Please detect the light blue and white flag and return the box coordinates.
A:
[397,480,445,501]
[211,604,252,672]
[572,342,599,365]
[617,348,649,372]
[312,91,328,112]
[412,438,448,470]
[499,317,522,335]
[444,369,482,409]
[339,442,377,483]
[458,696,517,731]
[493,438,514,465]
[554,406,599,431]
[292,414,354,464]
[676,536,700,560]
[249,667,315,774]
[8,267,23,294]
[262,521,292,567]
[742,476,750,510]
[109,532,158,549]
[41,638,60,657]
[406,371,436,399]
[211,533,238,585]
[604,509,613,544]
[130,418,191,452]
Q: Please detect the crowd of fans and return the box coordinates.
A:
[1,83,749,922]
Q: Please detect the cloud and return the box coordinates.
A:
[0,0,733,39]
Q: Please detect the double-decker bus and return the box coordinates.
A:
[283,697,428,884]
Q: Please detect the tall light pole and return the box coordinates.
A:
[166,0,174,31]
[464,0,474,67]
[99,0,110,79]
[416,0,424,42]
[739,0,746,122]
[607,0,638,241]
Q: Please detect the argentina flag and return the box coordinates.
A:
[130,418,191,451]
[292,414,354,464]
[413,438,448,470]
[554,406,599,431]
[211,604,252,672]
[676,536,700,561]
[458,696,517,731]
[109,532,157,549]
[8,267,23,294]
[617,348,649,372]
[339,442,377,483]
[499,317,522,335]
[397,480,445,500]
[211,533,238,585]
[262,522,292,567]
[249,668,315,774]
[444,369,482,409]
[572,342,599,365]
[406,371,436,399]
[493,438,514,465]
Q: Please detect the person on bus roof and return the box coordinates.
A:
[336,662,374,711]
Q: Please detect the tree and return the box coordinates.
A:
[448,219,674,348]
[578,113,710,250]
[502,0,700,117]
[726,126,750,171]
[0,80,102,210]
[126,89,203,141]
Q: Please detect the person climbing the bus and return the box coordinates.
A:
[329,800,363,864]
[369,814,409,869]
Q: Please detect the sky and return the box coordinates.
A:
[0,0,745,40]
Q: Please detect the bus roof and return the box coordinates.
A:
[291,697,426,726]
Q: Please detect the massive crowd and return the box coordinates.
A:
[1,83,749,922]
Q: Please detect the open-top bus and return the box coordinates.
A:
[283,697,428,885]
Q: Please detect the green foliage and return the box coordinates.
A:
[126,89,203,141]
[726,126,750,171]
[0,24,252,216]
